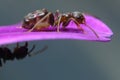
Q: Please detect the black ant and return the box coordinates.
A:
[22,9,99,38]
[0,42,48,67]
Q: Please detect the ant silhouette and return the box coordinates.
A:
[0,42,48,67]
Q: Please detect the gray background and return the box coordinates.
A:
[0,0,119,80]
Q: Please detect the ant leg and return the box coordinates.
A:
[69,18,84,32]
[53,10,60,27]
[54,10,60,20]
[28,45,48,57]
[0,59,2,67]
[28,45,35,55]
[62,19,71,29]
[13,42,20,59]
[14,42,19,52]
[28,12,52,32]
[55,10,60,16]
[24,42,28,47]
[57,15,62,32]
[16,43,19,48]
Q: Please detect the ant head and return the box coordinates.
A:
[71,11,85,24]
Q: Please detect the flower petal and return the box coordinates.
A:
[0,14,113,45]
[84,14,113,36]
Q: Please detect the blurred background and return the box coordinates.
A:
[0,0,119,80]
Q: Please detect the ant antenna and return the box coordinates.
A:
[84,23,99,38]
[28,44,35,54]
[28,45,48,57]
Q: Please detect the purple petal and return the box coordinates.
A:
[0,14,113,45]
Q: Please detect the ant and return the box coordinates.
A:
[22,8,99,38]
[0,42,48,67]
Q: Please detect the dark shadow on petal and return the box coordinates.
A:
[0,42,48,67]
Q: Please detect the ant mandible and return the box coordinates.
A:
[0,42,48,67]
[22,9,99,38]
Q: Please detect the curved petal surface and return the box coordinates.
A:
[0,14,113,45]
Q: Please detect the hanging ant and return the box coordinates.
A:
[0,42,48,67]
[22,8,99,38]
